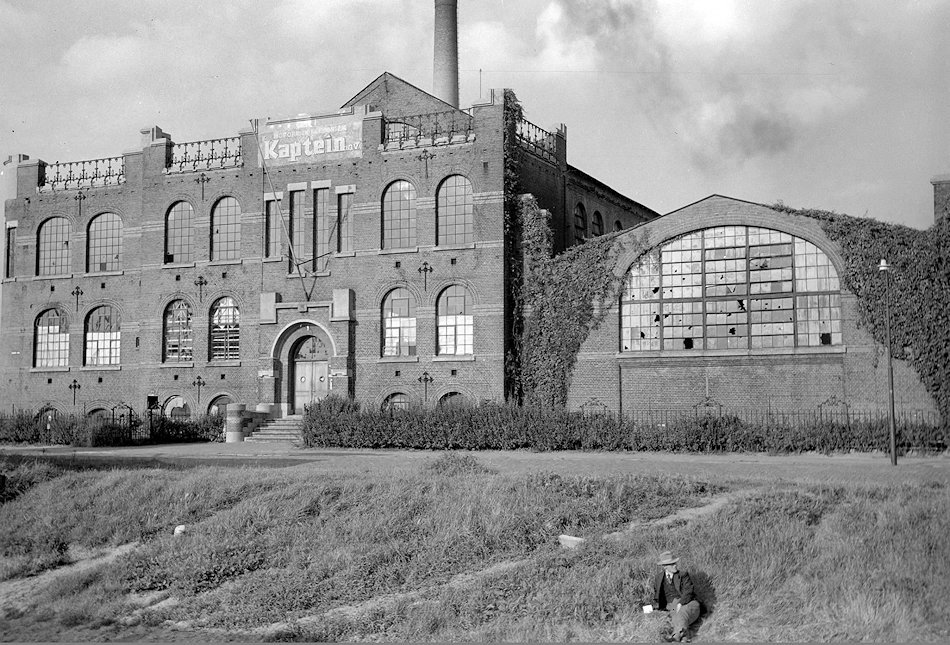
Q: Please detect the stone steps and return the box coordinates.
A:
[244,416,304,443]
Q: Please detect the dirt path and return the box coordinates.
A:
[0,543,139,613]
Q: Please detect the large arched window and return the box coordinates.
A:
[209,297,240,360]
[163,300,193,362]
[381,288,416,357]
[211,197,241,260]
[382,392,410,411]
[84,305,120,366]
[437,285,473,355]
[87,213,122,272]
[37,217,70,276]
[573,203,587,243]
[437,175,474,245]
[382,180,416,250]
[34,308,69,367]
[165,202,194,263]
[621,226,842,352]
[591,211,604,237]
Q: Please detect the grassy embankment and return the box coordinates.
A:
[1,454,948,642]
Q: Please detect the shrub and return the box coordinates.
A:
[149,415,224,443]
[301,396,947,454]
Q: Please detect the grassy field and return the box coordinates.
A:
[1,452,948,642]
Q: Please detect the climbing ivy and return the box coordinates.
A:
[772,204,950,424]
[515,197,640,406]
[502,89,525,401]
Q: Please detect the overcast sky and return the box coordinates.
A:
[2,0,948,229]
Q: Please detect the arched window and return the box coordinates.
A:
[382,180,416,249]
[437,175,474,245]
[382,392,410,411]
[163,300,193,362]
[573,203,587,243]
[34,308,69,367]
[615,220,624,232]
[591,211,604,237]
[84,305,120,366]
[165,202,194,263]
[211,197,241,260]
[210,297,240,360]
[621,226,842,352]
[439,392,467,408]
[381,288,416,357]
[208,395,231,416]
[437,285,473,355]
[163,395,191,420]
[87,213,122,272]
[37,217,70,276]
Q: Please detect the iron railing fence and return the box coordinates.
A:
[516,117,557,163]
[41,156,125,191]
[383,110,474,146]
[168,136,243,173]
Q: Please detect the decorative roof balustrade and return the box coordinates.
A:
[383,109,474,147]
[41,156,125,191]
[167,136,243,174]
[516,117,557,163]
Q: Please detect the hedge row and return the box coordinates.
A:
[301,396,947,454]
[0,411,224,447]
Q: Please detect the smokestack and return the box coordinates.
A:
[433,0,459,108]
[932,174,950,225]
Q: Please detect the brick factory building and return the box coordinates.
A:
[0,72,657,427]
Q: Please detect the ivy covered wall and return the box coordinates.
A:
[773,205,950,423]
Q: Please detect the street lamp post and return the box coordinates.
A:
[878,259,897,466]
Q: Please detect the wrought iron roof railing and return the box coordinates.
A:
[41,156,125,191]
[168,136,243,173]
[516,117,557,163]
[383,110,474,146]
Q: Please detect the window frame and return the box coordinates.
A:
[436,175,474,246]
[381,287,417,357]
[209,297,240,361]
[34,308,70,368]
[381,180,417,250]
[36,217,71,276]
[163,300,194,362]
[165,201,194,264]
[436,284,474,356]
[620,226,843,353]
[210,196,241,261]
[86,212,123,273]
[84,305,121,366]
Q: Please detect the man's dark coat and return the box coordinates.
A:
[652,570,697,610]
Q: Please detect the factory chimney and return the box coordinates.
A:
[433,0,459,108]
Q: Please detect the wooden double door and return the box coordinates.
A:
[291,335,330,414]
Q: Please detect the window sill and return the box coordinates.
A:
[32,274,73,281]
[208,360,241,367]
[616,346,847,360]
[163,262,196,269]
[433,354,476,362]
[159,361,195,368]
[262,256,285,263]
[378,247,419,255]
[377,355,419,363]
[209,259,243,266]
[84,270,124,277]
[433,243,476,251]
[81,365,121,371]
[334,251,356,258]
[30,366,70,372]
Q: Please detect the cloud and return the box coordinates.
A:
[545,0,874,166]
[61,35,149,85]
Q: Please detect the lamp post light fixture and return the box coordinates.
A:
[192,375,206,407]
[878,258,897,466]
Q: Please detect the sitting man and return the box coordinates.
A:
[651,551,701,642]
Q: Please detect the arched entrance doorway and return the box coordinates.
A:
[291,335,330,413]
